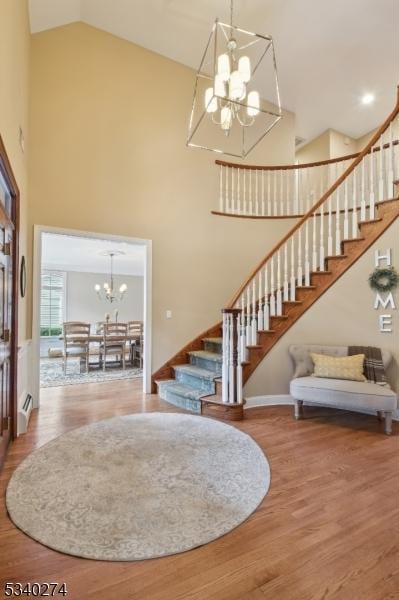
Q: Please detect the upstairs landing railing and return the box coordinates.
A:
[215,137,399,219]
[222,87,399,405]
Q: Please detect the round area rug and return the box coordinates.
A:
[6,413,270,561]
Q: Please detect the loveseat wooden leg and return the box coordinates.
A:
[294,400,304,420]
[377,410,384,422]
[384,411,393,435]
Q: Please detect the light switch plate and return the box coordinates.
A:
[166,310,172,319]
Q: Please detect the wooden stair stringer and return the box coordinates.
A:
[151,322,222,391]
[242,200,399,382]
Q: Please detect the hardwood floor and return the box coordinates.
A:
[1,380,399,600]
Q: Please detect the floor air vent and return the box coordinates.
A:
[18,394,33,434]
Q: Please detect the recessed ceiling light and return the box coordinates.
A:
[361,93,375,105]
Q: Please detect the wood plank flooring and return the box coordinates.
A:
[1,379,399,600]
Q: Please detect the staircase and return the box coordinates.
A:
[153,88,399,419]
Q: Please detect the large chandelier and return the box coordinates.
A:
[94,251,127,304]
[187,0,282,157]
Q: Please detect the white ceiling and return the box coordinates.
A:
[28,0,399,142]
[41,233,145,276]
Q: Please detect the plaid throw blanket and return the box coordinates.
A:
[348,346,388,386]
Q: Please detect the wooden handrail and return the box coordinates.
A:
[227,86,399,308]
[216,140,399,172]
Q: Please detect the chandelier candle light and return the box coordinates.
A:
[187,0,282,157]
[94,251,128,304]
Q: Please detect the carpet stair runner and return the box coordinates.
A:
[156,339,222,414]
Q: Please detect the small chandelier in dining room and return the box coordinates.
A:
[187,0,282,157]
[94,251,127,304]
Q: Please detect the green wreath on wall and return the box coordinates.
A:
[368,266,399,293]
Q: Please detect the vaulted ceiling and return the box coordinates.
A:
[28,0,399,143]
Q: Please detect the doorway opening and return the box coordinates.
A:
[32,227,152,407]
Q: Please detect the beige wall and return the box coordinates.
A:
[28,22,297,372]
[296,130,330,164]
[329,129,357,158]
[245,221,399,398]
[64,271,144,324]
[0,0,30,341]
[297,125,383,166]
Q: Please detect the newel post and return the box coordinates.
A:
[222,308,243,404]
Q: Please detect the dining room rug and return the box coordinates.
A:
[6,413,270,561]
[40,358,142,387]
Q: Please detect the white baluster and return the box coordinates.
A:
[237,167,241,215]
[388,122,395,197]
[343,177,349,240]
[228,314,234,404]
[273,171,278,215]
[251,280,257,345]
[276,250,283,315]
[263,264,270,330]
[335,189,341,256]
[261,170,265,216]
[236,314,243,404]
[360,158,366,221]
[369,151,375,220]
[267,171,271,216]
[246,287,251,346]
[352,171,358,237]
[304,220,310,286]
[222,312,229,403]
[219,165,224,212]
[378,136,384,202]
[231,167,235,214]
[290,237,296,300]
[327,194,333,256]
[255,169,259,216]
[312,212,318,271]
[279,171,283,215]
[297,168,302,214]
[297,229,303,285]
[225,166,229,213]
[257,270,263,332]
[283,244,289,301]
[319,204,325,271]
[294,166,299,214]
[243,168,247,215]
[270,256,276,316]
[240,296,246,362]
[249,169,253,215]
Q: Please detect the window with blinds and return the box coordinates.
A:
[40,271,65,337]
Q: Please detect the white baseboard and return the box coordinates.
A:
[244,394,399,421]
[17,340,34,435]
[245,394,293,409]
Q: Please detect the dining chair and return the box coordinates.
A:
[100,322,128,370]
[63,322,91,374]
[128,321,144,368]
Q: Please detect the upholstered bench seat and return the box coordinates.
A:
[290,377,397,412]
[289,344,398,435]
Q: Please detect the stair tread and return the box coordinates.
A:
[325,255,348,260]
[155,378,175,386]
[342,237,365,243]
[173,364,218,380]
[360,217,383,224]
[202,337,223,343]
[158,381,206,401]
[311,271,332,275]
[189,350,222,362]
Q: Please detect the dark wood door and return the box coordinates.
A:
[0,137,19,468]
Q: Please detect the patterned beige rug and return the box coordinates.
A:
[6,413,270,561]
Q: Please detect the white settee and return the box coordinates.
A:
[289,344,397,435]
